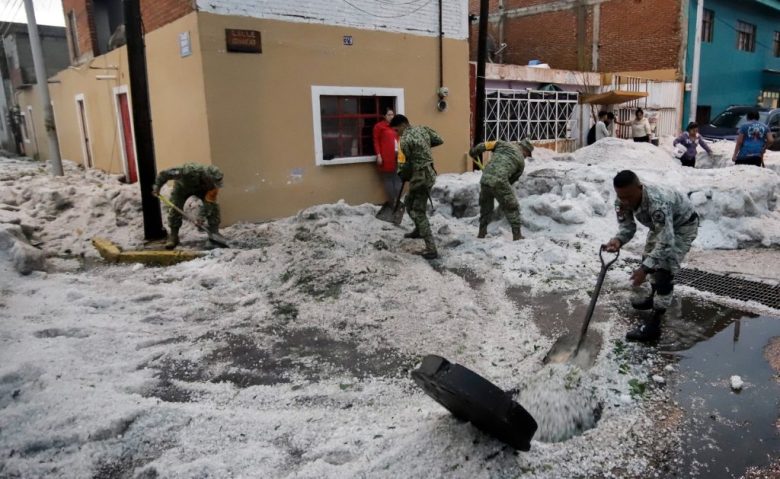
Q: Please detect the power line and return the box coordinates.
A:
[712,16,775,53]
[373,0,429,5]
[340,0,434,19]
[0,0,24,38]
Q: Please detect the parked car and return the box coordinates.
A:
[699,106,780,150]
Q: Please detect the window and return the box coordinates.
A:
[774,31,780,57]
[66,10,80,61]
[311,86,404,166]
[762,91,779,109]
[702,9,714,43]
[736,21,756,52]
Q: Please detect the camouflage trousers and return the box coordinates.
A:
[644,217,699,310]
[167,184,221,234]
[405,167,436,240]
[479,180,521,229]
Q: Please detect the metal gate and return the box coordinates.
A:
[484,89,579,152]
[612,75,683,139]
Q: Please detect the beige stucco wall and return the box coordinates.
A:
[17,86,51,161]
[49,12,210,176]
[197,13,471,223]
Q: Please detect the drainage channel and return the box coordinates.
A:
[625,260,780,310]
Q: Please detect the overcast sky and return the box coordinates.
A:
[0,0,65,28]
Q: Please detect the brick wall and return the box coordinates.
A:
[195,0,469,40]
[60,0,194,60]
[61,0,96,61]
[468,0,683,72]
[141,0,195,33]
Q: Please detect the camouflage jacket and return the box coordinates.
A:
[472,140,525,186]
[397,126,443,181]
[614,183,697,269]
[154,163,224,193]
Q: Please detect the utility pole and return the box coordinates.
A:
[689,0,704,123]
[124,0,165,241]
[23,0,63,176]
[474,0,489,168]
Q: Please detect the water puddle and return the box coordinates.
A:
[661,308,780,477]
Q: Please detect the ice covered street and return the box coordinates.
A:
[1,138,780,478]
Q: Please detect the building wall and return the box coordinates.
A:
[197,12,471,223]
[49,12,210,173]
[61,0,195,61]
[196,0,469,40]
[683,0,780,121]
[468,0,683,74]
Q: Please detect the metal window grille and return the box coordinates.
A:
[702,9,714,43]
[320,95,395,161]
[736,21,756,52]
[484,89,578,150]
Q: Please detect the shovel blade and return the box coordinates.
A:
[543,332,601,369]
[376,203,405,225]
[207,231,230,248]
[543,333,580,365]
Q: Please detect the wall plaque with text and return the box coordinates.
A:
[225,29,262,53]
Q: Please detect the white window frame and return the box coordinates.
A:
[112,85,138,180]
[74,93,94,168]
[311,86,404,166]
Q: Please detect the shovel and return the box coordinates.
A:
[376,181,406,225]
[543,246,619,365]
[156,193,230,248]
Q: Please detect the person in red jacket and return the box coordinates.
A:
[373,108,401,206]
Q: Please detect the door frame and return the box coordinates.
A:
[74,93,94,168]
[112,85,138,180]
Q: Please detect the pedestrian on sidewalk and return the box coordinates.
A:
[673,122,712,168]
[615,108,653,142]
[471,138,532,241]
[603,170,699,343]
[373,107,402,206]
[389,114,442,260]
[732,110,775,167]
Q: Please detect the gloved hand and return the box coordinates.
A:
[151,185,160,197]
[468,147,478,159]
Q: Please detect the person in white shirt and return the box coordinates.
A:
[615,108,653,142]
[596,111,611,141]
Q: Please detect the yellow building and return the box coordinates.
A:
[46,1,471,224]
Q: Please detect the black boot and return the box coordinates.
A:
[512,226,523,241]
[626,309,663,343]
[421,237,439,260]
[477,224,488,239]
[631,286,656,310]
[404,229,421,239]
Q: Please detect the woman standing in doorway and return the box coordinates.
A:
[373,108,401,206]
[616,108,654,142]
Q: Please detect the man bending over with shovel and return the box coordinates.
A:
[470,138,533,241]
[604,170,699,342]
[152,163,224,250]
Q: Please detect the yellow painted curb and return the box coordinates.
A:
[91,237,205,266]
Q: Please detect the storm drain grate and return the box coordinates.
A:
[624,260,780,310]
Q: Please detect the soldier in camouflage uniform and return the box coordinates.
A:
[471,138,533,240]
[152,163,224,249]
[604,170,699,342]
[389,114,443,259]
